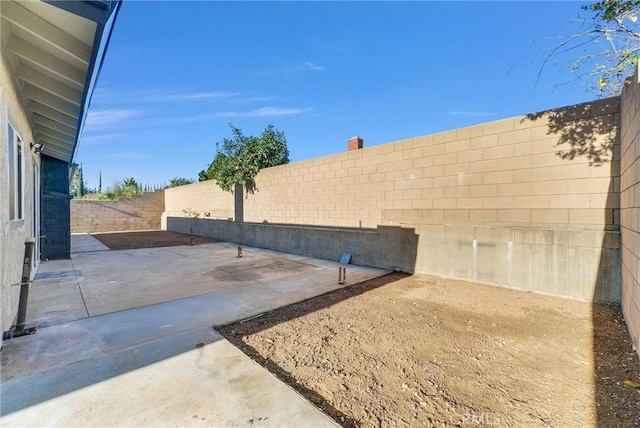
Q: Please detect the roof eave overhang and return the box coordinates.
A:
[2,0,121,164]
[45,0,121,163]
[44,1,118,25]
[64,1,121,164]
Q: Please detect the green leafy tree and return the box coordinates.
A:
[199,124,290,194]
[122,177,139,188]
[544,0,640,96]
[168,177,195,188]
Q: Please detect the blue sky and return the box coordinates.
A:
[78,1,601,189]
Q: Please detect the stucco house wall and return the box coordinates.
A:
[1,0,120,340]
[0,47,40,336]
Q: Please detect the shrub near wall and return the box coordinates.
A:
[71,190,165,233]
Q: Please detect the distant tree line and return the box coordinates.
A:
[70,167,194,200]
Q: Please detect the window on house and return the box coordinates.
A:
[8,124,24,220]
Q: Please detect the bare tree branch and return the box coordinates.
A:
[540,1,640,97]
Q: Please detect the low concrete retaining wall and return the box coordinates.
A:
[166,217,419,272]
[71,190,165,233]
[166,217,620,303]
[414,224,620,303]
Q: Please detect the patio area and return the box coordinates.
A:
[0,234,385,426]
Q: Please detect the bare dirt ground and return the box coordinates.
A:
[90,230,217,250]
[219,272,640,428]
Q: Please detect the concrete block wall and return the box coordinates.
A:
[164,97,622,303]
[162,181,234,229]
[621,66,640,355]
[244,98,619,230]
[165,98,619,232]
[71,190,165,233]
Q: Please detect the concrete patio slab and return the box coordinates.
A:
[29,259,88,328]
[70,233,110,253]
[32,241,382,320]
[1,242,386,427]
[1,327,337,427]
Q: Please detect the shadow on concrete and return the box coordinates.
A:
[527,99,640,426]
[2,240,392,418]
[1,326,222,415]
[217,272,410,428]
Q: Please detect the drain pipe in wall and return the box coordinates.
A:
[3,238,37,340]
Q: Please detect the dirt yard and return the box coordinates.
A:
[219,272,640,428]
[90,230,217,250]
